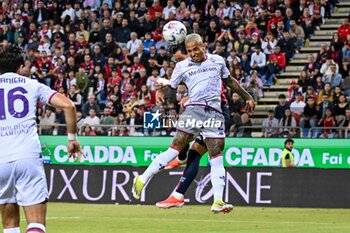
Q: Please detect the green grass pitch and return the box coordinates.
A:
[4,203,350,233]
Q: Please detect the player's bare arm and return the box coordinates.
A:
[223,76,255,114]
[49,93,84,160]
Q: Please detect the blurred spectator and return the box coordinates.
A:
[61,2,75,25]
[115,18,131,48]
[83,109,100,127]
[313,76,325,93]
[298,71,313,93]
[163,0,176,21]
[262,110,279,138]
[123,94,140,119]
[319,108,336,138]
[317,83,333,104]
[332,86,343,105]
[262,45,286,86]
[333,94,349,120]
[245,70,263,101]
[339,59,350,79]
[68,85,82,112]
[288,80,302,103]
[228,92,245,130]
[320,57,338,77]
[98,108,115,136]
[329,32,343,63]
[289,19,305,50]
[234,113,252,137]
[81,125,97,136]
[92,44,106,66]
[127,32,142,55]
[35,50,55,87]
[322,64,341,90]
[337,18,350,42]
[261,32,277,56]
[342,34,350,62]
[338,108,350,138]
[53,108,66,135]
[127,110,144,135]
[279,30,295,60]
[279,108,297,138]
[274,94,290,120]
[317,95,334,131]
[39,107,56,135]
[341,70,350,97]
[303,86,317,102]
[82,95,101,117]
[290,92,306,125]
[149,0,163,21]
[34,1,49,25]
[317,42,330,65]
[53,71,67,92]
[304,54,320,80]
[233,30,249,57]
[250,45,266,76]
[95,73,107,103]
[300,97,318,137]
[121,83,137,103]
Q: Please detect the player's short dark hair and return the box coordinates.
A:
[284,138,294,145]
[0,44,24,74]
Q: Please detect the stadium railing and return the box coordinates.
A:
[237,126,303,138]
[309,127,349,139]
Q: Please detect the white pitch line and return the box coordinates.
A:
[20,216,81,222]
[115,217,344,225]
[19,216,348,226]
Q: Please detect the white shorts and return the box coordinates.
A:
[176,106,225,139]
[0,158,48,206]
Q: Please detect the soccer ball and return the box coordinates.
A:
[162,21,187,45]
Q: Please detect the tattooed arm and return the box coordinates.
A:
[159,85,177,102]
[223,76,252,101]
[223,76,255,114]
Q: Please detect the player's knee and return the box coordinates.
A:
[26,223,46,233]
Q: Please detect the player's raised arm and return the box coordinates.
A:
[49,93,83,160]
[223,76,255,115]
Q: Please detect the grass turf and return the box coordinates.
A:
[3,203,350,233]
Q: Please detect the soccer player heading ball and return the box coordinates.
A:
[0,43,83,233]
[132,34,255,213]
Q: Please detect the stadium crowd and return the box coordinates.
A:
[3,0,349,138]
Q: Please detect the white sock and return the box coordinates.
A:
[139,147,179,184]
[4,227,20,233]
[27,223,46,233]
[210,155,225,202]
[172,191,184,200]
